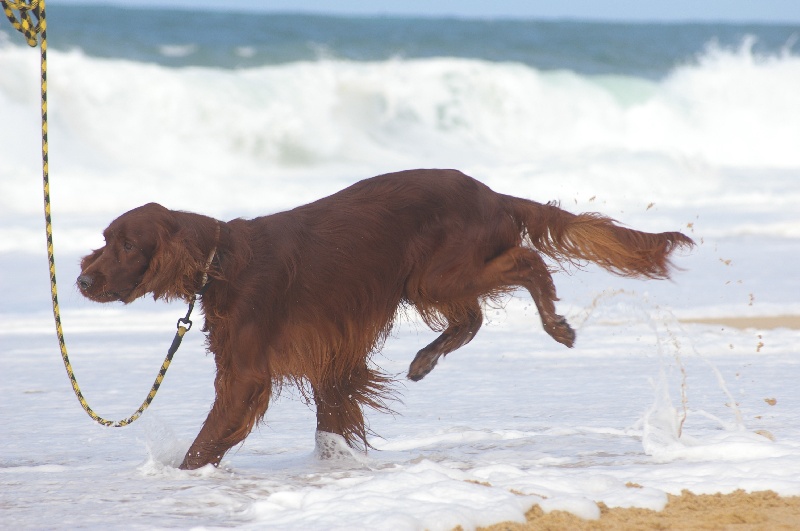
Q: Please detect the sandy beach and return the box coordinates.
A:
[679,315,800,331]
[481,490,800,530]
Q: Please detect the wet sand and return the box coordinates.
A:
[679,315,800,330]
[479,490,800,531]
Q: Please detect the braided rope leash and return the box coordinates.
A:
[2,0,207,427]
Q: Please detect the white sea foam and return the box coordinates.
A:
[158,44,198,58]
[1,40,798,241]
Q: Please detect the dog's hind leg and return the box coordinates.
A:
[407,298,483,381]
[405,245,573,382]
[312,361,393,452]
[416,246,574,352]
[314,383,366,448]
[485,247,575,347]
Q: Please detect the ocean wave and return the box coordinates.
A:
[1,38,798,237]
[3,37,797,171]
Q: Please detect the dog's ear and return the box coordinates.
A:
[134,211,209,303]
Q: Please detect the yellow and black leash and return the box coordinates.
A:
[2,0,195,427]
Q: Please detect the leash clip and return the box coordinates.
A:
[177,296,197,332]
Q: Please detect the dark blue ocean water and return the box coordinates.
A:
[36,6,800,78]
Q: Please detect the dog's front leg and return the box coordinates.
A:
[180,370,271,470]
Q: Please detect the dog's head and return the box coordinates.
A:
[77,203,216,304]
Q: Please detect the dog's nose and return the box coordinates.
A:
[77,274,93,291]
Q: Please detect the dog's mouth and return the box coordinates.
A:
[77,278,140,304]
[79,288,126,303]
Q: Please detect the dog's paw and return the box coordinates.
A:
[546,316,576,348]
[315,431,365,462]
[407,349,440,381]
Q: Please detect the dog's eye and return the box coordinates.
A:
[123,241,134,252]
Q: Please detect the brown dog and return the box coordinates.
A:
[77,169,693,469]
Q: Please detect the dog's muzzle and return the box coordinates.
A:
[77,274,93,292]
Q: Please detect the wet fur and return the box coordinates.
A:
[77,169,693,469]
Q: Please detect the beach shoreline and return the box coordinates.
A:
[678,315,800,331]
[480,490,800,530]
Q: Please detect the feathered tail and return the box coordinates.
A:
[506,196,694,279]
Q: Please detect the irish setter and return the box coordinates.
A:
[77,169,693,469]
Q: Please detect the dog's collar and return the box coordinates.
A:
[198,221,221,294]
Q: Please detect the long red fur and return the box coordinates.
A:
[77,169,693,469]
